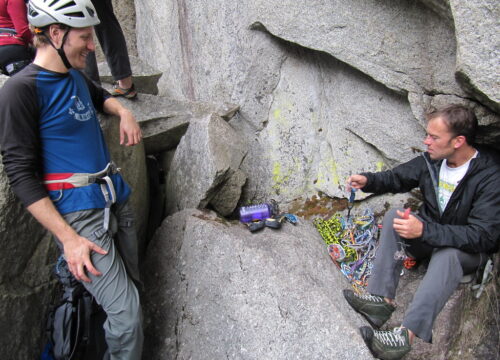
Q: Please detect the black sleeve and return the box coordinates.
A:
[361,156,423,195]
[0,72,47,207]
[79,70,111,114]
[421,170,500,254]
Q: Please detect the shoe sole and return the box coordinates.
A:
[112,93,137,100]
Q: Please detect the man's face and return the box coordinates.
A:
[423,116,457,160]
[63,27,95,70]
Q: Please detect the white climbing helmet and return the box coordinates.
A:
[28,0,100,28]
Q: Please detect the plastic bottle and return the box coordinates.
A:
[239,203,272,223]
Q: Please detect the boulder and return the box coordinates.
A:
[450,0,500,113]
[0,159,59,360]
[126,94,192,154]
[209,168,247,216]
[418,0,452,21]
[0,281,57,359]
[136,0,499,209]
[115,94,240,155]
[137,0,479,208]
[142,209,373,359]
[143,206,498,360]
[99,113,149,253]
[165,114,247,215]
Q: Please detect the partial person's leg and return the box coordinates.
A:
[62,209,143,360]
[367,208,433,299]
[84,50,101,84]
[0,44,33,76]
[91,0,132,82]
[402,248,486,342]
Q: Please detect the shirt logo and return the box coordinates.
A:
[68,95,95,122]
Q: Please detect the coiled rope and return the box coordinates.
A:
[314,208,379,293]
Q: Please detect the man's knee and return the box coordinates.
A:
[383,207,404,223]
[431,247,461,264]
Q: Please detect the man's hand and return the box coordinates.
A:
[393,209,423,239]
[347,174,367,191]
[103,97,142,146]
[27,197,108,283]
[63,234,107,282]
[119,108,142,146]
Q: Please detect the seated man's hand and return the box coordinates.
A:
[393,210,423,239]
[347,174,367,191]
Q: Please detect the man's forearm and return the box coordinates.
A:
[103,97,131,118]
[26,197,78,244]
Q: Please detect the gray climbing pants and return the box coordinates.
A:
[57,201,143,360]
[367,208,487,343]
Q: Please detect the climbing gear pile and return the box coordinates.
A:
[314,189,379,293]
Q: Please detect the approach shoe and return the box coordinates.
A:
[111,83,137,99]
[360,326,411,360]
[343,289,395,328]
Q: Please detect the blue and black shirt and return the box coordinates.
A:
[0,64,130,214]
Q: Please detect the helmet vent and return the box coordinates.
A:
[54,1,77,11]
[28,6,39,17]
[64,11,85,18]
[86,6,95,17]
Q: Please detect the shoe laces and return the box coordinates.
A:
[374,327,407,347]
[357,293,384,303]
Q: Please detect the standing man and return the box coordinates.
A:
[85,0,136,99]
[0,0,143,358]
[343,104,500,360]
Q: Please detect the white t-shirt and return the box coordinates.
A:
[438,151,478,212]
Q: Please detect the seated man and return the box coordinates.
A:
[344,104,500,360]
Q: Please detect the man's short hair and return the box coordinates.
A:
[426,104,478,145]
[31,24,68,48]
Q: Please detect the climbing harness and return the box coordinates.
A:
[314,207,379,293]
[43,162,121,231]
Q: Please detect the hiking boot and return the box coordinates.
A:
[343,289,395,328]
[360,326,411,360]
[110,83,137,99]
